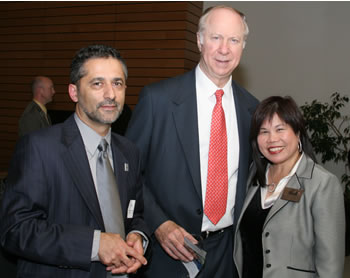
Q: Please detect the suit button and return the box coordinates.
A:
[266,264,271,268]
[265,232,270,237]
[196,209,202,215]
[265,249,270,254]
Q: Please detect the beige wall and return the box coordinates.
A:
[204,1,350,181]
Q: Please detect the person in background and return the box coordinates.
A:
[18,76,55,136]
[233,96,345,278]
[126,5,258,278]
[111,103,132,135]
[1,45,149,278]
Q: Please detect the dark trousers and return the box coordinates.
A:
[141,227,235,278]
[0,247,17,277]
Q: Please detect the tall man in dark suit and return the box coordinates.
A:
[18,76,56,137]
[125,6,259,277]
[0,45,149,278]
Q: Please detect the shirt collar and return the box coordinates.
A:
[265,152,304,183]
[33,99,47,114]
[74,113,111,156]
[195,64,232,98]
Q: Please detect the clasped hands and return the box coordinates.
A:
[99,232,147,274]
[155,220,198,262]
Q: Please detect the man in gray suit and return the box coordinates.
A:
[18,76,56,137]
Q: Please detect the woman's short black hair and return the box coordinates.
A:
[250,96,315,186]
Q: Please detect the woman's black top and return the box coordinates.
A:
[240,188,271,278]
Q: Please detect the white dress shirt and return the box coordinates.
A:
[262,153,304,209]
[195,66,240,232]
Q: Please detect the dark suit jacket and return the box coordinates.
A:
[18,100,51,137]
[125,69,258,274]
[0,115,148,278]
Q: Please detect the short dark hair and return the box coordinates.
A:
[250,96,316,186]
[70,44,128,85]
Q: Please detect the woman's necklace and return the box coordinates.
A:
[267,168,280,193]
[267,183,277,193]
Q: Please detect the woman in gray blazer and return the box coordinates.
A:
[233,96,345,278]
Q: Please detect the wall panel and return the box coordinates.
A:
[0,1,203,172]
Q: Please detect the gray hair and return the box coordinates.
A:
[198,6,249,47]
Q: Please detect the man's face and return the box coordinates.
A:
[69,57,126,130]
[41,78,55,104]
[197,8,246,87]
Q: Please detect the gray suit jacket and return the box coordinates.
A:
[18,100,51,137]
[233,154,345,278]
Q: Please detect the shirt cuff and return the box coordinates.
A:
[91,230,101,261]
[128,230,149,253]
[91,230,148,261]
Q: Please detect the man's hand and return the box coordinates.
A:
[155,220,198,262]
[99,232,147,274]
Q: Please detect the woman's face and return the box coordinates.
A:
[257,113,300,168]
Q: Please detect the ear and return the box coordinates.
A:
[37,87,44,97]
[68,84,78,103]
[196,32,202,52]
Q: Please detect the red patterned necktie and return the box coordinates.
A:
[204,89,228,225]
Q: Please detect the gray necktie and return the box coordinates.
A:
[96,139,125,239]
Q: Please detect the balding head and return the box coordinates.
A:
[198,6,249,48]
[32,76,56,105]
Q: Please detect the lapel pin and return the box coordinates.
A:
[124,163,129,172]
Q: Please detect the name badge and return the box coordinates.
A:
[281,187,304,202]
[124,163,129,172]
[127,200,136,218]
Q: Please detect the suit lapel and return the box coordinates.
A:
[264,185,293,227]
[264,155,313,227]
[237,183,259,228]
[232,82,257,220]
[110,136,128,216]
[61,115,104,229]
[171,70,202,198]
[33,101,50,126]
[46,113,52,125]
[235,163,259,230]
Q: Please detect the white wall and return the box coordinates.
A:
[203,1,350,181]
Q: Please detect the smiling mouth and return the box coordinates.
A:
[216,59,229,63]
[268,147,284,154]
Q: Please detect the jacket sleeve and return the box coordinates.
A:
[0,135,94,270]
[125,86,169,234]
[18,109,43,137]
[312,173,345,277]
